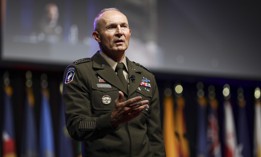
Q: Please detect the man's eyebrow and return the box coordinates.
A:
[107,22,128,26]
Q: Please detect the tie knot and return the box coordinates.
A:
[116,63,125,71]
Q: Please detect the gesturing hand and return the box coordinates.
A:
[111,91,149,128]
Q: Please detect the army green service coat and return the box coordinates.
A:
[62,52,165,157]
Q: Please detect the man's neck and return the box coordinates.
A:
[100,51,128,71]
[102,51,125,62]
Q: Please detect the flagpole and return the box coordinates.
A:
[254,87,261,157]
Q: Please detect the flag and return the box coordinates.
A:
[196,96,208,157]
[237,98,251,157]
[254,100,261,157]
[77,142,82,157]
[223,100,238,157]
[163,91,178,157]
[207,98,221,157]
[21,87,37,157]
[2,85,17,157]
[176,96,190,157]
[58,100,73,157]
[39,89,55,157]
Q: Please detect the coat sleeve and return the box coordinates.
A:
[147,76,166,157]
[62,65,116,141]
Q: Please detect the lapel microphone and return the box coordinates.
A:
[129,75,135,82]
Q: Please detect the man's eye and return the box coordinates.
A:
[121,25,128,28]
[107,25,116,29]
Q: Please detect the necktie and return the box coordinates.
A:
[116,63,128,89]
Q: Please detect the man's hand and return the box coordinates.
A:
[111,91,149,128]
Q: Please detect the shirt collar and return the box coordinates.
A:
[100,51,128,71]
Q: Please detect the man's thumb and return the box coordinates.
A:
[118,91,125,102]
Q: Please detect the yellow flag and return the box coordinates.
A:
[176,96,190,157]
[163,93,178,157]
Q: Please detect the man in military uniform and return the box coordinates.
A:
[62,8,165,157]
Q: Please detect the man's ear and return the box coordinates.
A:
[92,31,101,42]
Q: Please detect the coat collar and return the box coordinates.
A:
[91,52,143,95]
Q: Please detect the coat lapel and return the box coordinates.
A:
[92,53,128,94]
[127,59,143,95]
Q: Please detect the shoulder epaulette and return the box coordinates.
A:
[73,58,91,65]
[132,61,151,73]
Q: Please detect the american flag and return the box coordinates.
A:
[207,98,221,157]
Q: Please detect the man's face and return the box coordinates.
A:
[47,5,59,21]
[93,10,131,59]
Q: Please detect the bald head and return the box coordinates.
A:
[93,8,128,31]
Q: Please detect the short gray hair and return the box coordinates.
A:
[93,8,122,31]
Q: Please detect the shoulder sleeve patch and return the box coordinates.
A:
[64,67,75,84]
[73,58,91,64]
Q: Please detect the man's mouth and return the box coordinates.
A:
[115,39,124,43]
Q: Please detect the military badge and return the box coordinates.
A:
[140,77,151,88]
[64,67,75,84]
[98,76,106,83]
[97,83,112,88]
[142,77,151,83]
[102,95,111,104]
[140,82,151,88]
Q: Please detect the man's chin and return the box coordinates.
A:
[113,46,128,52]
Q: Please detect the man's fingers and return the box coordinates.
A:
[117,91,147,107]
[124,96,143,105]
[128,100,149,107]
[117,91,125,102]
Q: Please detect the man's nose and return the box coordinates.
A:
[116,25,123,34]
